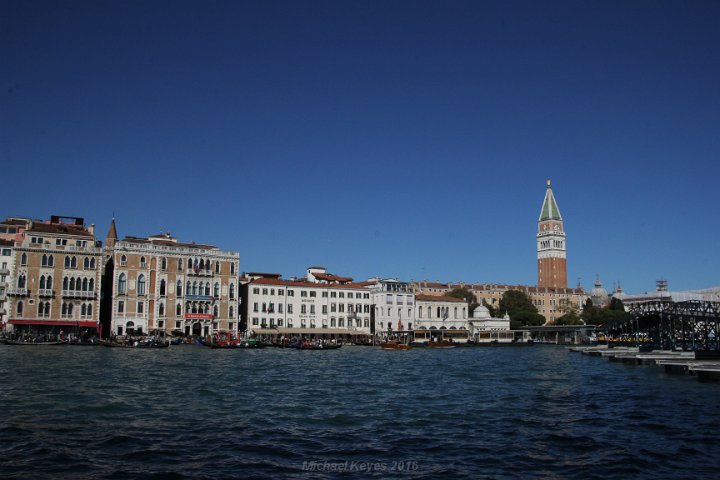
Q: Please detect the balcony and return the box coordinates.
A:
[187,268,213,277]
[38,289,54,297]
[62,290,97,299]
[185,294,213,301]
[0,267,9,276]
[8,287,28,296]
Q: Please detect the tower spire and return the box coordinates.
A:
[539,180,562,222]
[105,217,118,249]
[537,180,567,289]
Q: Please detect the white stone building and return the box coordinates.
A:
[369,278,416,333]
[241,266,373,339]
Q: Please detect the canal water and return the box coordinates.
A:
[0,344,718,479]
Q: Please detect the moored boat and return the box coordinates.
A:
[381,340,412,350]
[3,339,69,346]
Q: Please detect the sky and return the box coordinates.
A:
[2,0,719,294]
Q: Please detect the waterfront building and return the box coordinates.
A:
[412,281,587,325]
[368,278,416,334]
[613,279,709,308]
[470,304,510,332]
[240,266,373,339]
[2,216,102,335]
[101,219,240,338]
[414,294,468,331]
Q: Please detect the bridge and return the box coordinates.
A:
[605,300,720,352]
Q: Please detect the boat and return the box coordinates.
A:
[292,341,341,350]
[426,340,457,348]
[3,339,69,346]
[381,340,412,350]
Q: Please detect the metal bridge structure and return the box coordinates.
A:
[606,300,720,351]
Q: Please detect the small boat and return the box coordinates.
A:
[426,340,456,349]
[4,339,69,346]
[239,338,266,349]
[293,341,341,350]
[381,340,412,350]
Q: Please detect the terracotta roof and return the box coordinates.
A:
[250,277,370,290]
[27,222,93,238]
[121,236,217,249]
[415,294,465,303]
[313,272,353,283]
[106,218,118,241]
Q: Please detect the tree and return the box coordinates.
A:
[447,287,479,316]
[553,298,583,325]
[482,299,497,318]
[499,290,545,328]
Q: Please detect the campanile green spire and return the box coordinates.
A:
[539,179,562,221]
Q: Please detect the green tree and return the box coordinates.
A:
[499,290,545,328]
[482,299,497,317]
[553,298,583,325]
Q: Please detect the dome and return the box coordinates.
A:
[590,277,609,307]
[473,305,491,319]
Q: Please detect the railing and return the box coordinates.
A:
[38,289,54,297]
[62,290,97,299]
[8,287,28,296]
[185,294,213,301]
[0,267,9,275]
[187,268,213,277]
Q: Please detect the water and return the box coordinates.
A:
[0,345,718,479]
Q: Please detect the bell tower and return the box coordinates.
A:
[537,180,567,289]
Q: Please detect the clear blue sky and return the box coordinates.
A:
[2,0,719,294]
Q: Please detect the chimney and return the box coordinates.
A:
[89,224,95,235]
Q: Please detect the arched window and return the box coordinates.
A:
[81,304,87,317]
[21,253,27,266]
[120,255,127,265]
[176,303,182,316]
[84,258,89,269]
[159,302,165,316]
[199,259,204,270]
[65,256,70,268]
[137,275,146,295]
[48,255,54,267]
[192,281,198,295]
[229,283,235,299]
[214,283,220,297]
[178,258,183,271]
[215,261,220,273]
[176,280,182,296]
[62,303,67,316]
[186,281,191,296]
[87,304,92,317]
[71,257,77,268]
[229,306,234,318]
[89,258,95,269]
[40,275,46,289]
[82,278,89,291]
[230,262,235,274]
[47,276,53,290]
[68,303,73,315]
[63,277,69,291]
[140,256,146,267]
[161,257,167,270]
[18,274,26,289]
[42,254,48,267]
[69,278,76,291]
[118,273,127,294]
[187,258,192,269]
[89,278,94,291]
[192,303,198,314]
[160,279,166,296]
[204,282,210,296]
[213,305,218,317]
[17,301,24,317]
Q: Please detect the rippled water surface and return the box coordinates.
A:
[1,344,718,479]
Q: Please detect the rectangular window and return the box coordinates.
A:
[175,321,181,329]
[288,304,293,314]
[228,322,234,331]
[301,291,307,297]
[253,288,260,294]
[1,249,10,256]
[253,317,259,326]
[137,302,144,314]
[118,301,124,313]
[301,305,306,314]
[310,305,315,314]
[331,303,336,312]
[339,292,345,298]
[278,304,283,314]
[331,292,336,298]
[270,289,275,295]
[309,291,316,298]
[158,320,164,329]
[322,305,327,314]
[348,293,354,299]
[278,290,284,296]
[253,303,259,312]
[322,292,328,298]
[262,288,268,295]
[339,304,345,313]
[288,290,294,296]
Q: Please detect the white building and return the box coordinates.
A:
[369,278,416,333]
[241,266,373,339]
[414,294,469,331]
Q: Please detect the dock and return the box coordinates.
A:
[569,346,720,381]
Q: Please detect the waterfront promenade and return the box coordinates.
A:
[1,344,718,479]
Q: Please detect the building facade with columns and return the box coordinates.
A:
[2,216,103,335]
[101,219,240,338]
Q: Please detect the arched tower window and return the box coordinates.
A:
[118,273,127,294]
[137,275,146,295]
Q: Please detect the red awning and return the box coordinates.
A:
[8,319,98,327]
